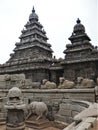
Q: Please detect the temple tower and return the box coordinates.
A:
[0,7,53,82]
[62,19,98,81]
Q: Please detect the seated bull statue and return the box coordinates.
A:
[41,79,57,89]
[58,77,75,89]
[27,101,48,120]
[76,77,95,88]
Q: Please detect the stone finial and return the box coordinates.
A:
[32,6,35,13]
[76,18,81,24]
[73,18,85,34]
[29,6,38,21]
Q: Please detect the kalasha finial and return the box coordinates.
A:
[32,6,35,13]
[77,18,81,24]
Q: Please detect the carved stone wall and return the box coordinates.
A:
[25,69,50,82]
[63,61,97,81]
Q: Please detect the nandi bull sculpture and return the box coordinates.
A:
[27,101,48,120]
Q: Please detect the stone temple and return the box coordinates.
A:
[0,7,54,82]
[0,7,98,130]
[0,7,98,84]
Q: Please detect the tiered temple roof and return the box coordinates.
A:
[0,7,53,74]
[61,19,98,81]
[63,18,98,64]
[10,7,53,61]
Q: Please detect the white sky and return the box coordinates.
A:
[0,0,97,64]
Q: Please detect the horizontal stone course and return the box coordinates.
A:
[0,88,96,103]
[58,109,72,116]
[63,117,96,130]
[76,122,91,130]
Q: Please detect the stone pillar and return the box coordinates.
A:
[5,87,26,130]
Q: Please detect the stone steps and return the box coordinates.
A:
[26,116,51,129]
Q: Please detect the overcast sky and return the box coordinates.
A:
[0,0,97,64]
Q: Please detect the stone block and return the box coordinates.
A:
[24,98,29,104]
[85,117,96,127]
[58,109,72,116]
[59,103,85,113]
[2,97,7,103]
[54,114,68,123]
[72,105,85,112]
[0,93,6,97]
[76,122,91,130]
[63,92,95,102]
[95,86,98,95]
[71,111,79,117]
[0,113,4,118]
[59,103,71,110]
[0,81,6,88]
[0,75,5,81]
[65,116,74,124]
[63,122,75,130]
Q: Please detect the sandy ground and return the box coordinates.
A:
[89,118,98,130]
[0,120,97,130]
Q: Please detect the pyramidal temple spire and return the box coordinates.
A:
[8,6,53,63]
[0,6,53,82]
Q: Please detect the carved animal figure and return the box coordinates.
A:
[29,101,48,120]
[58,77,75,89]
[41,79,57,89]
[20,79,33,89]
[76,77,95,88]
[4,74,25,81]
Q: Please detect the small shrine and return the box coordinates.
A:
[62,18,98,81]
[5,87,26,130]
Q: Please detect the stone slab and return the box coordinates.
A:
[58,109,72,116]
[85,117,96,127]
[76,122,91,130]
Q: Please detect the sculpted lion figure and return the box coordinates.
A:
[76,77,95,88]
[28,101,48,120]
[41,79,57,89]
[58,77,75,89]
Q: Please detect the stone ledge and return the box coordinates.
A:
[85,117,96,127]
[0,88,95,93]
[63,117,96,130]
[21,88,95,93]
[75,122,91,130]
